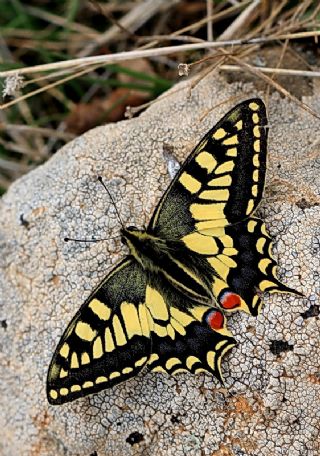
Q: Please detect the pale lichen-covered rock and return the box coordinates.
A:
[0,72,319,456]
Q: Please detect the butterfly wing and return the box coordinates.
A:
[47,256,235,404]
[192,218,298,316]
[47,258,151,405]
[148,99,298,315]
[145,274,236,380]
[149,99,267,238]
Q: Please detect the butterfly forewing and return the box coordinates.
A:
[47,258,151,405]
[149,99,267,238]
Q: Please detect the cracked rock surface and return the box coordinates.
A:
[0,72,319,456]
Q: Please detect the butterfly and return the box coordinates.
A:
[47,99,299,405]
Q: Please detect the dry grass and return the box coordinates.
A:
[0,0,319,193]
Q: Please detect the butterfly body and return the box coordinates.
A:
[47,99,299,405]
[121,226,214,304]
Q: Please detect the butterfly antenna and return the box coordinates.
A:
[98,176,125,229]
[64,235,120,243]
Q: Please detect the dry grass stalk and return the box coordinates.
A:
[1,30,319,80]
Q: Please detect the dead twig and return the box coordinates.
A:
[1,30,320,79]
[219,65,320,78]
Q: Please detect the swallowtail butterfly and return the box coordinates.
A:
[47,99,299,404]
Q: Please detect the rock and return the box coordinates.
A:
[0,72,319,456]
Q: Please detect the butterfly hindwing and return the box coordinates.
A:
[149,99,267,238]
[47,258,151,405]
[215,217,299,315]
[188,218,297,316]
[145,274,236,380]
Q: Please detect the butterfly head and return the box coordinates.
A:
[120,225,148,251]
[121,226,140,244]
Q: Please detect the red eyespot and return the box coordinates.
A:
[206,310,224,330]
[220,291,241,310]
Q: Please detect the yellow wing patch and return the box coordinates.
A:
[195,151,217,173]
[179,172,201,194]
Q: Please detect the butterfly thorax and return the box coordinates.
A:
[121,226,213,304]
